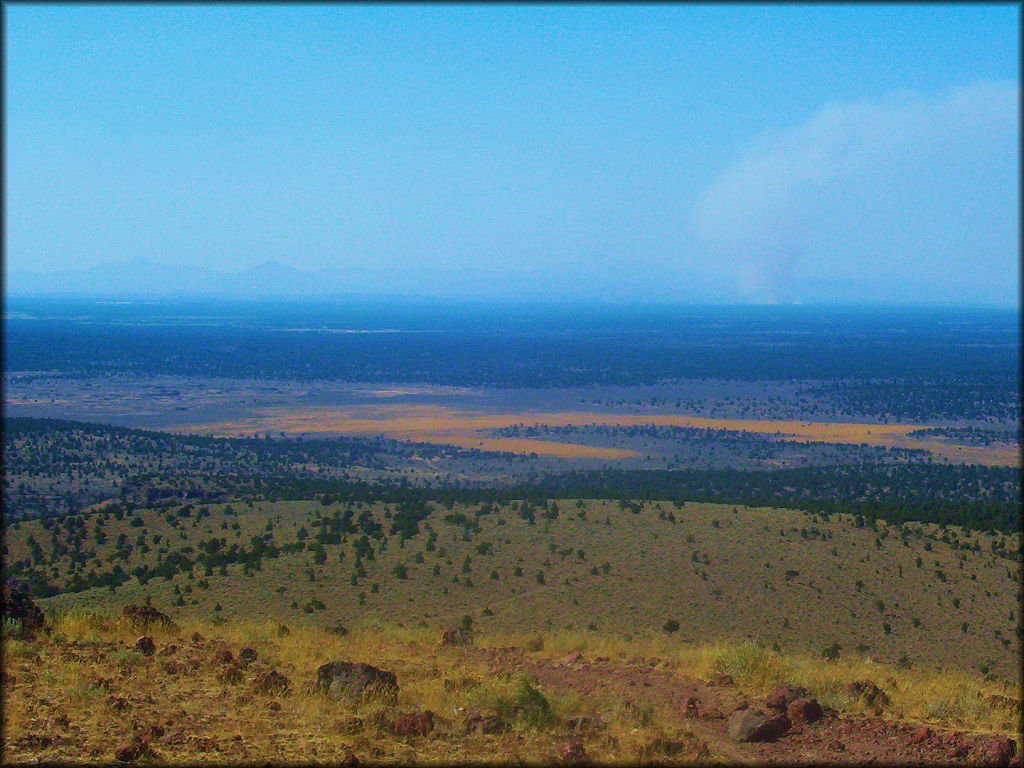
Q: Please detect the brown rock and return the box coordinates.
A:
[134,636,156,656]
[786,697,823,725]
[765,684,810,711]
[392,710,436,738]
[114,738,155,762]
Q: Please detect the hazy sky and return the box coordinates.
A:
[5,4,1019,304]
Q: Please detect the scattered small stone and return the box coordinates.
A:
[909,726,933,745]
[15,734,53,751]
[977,737,1017,766]
[190,736,217,753]
[134,636,156,656]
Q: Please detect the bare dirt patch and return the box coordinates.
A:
[173,406,1018,465]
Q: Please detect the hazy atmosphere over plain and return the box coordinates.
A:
[5,4,1019,305]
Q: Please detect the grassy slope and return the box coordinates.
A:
[6,500,1020,682]
[2,611,1019,764]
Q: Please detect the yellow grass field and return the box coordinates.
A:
[173,405,1019,465]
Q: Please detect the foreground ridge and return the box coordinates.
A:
[2,604,1020,765]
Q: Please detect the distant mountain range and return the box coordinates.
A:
[5,258,1015,306]
[6,259,394,298]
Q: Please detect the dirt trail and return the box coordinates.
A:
[471,645,1019,765]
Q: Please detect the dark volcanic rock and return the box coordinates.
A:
[1,580,45,631]
[786,697,823,725]
[441,628,474,647]
[727,709,790,742]
[316,661,398,703]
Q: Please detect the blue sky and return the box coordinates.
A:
[5,4,1019,304]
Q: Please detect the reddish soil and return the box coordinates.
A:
[470,646,1020,766]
